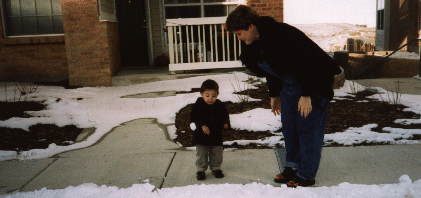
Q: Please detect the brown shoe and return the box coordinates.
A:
[274,167,297,183]
[286,176,315,188]
[212,170,224,178]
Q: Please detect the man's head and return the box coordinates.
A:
[200,79,219,105]
[225,5,260,45]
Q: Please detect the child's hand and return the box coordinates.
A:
[223,123,229,129]
[202,125,210,135]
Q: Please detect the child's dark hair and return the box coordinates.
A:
[200,79,219,93]
[225,5,260,32]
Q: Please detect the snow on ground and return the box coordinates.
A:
[2,74,421,161]
[230,108,282,132]
[1,23,421,197]
[292,23,375,52]
[2,174,421,198]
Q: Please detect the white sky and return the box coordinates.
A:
[283,0,377,27]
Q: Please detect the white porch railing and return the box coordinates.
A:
[166,17,243,73]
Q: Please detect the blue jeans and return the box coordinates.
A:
[281,94,329,179]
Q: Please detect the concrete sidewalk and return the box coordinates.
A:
[1,72,421,194]
[1,119,420,193]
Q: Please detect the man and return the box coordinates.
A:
[226,5,342,187]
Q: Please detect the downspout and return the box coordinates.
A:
[146,0,154,66]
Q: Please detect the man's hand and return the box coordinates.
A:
[202,125,210,135]
[298,96,312,118]
[270,97,281,116]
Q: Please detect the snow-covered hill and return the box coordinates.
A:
[291,23,375,52]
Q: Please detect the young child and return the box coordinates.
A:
[190,79,230,180]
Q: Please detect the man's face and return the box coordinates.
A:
[200,89,219,105]
[232,24,259,45]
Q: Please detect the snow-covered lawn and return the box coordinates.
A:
[1,23,420,197]
[1,72,421,161]
[2,175,421,198]
[1,72,421,197]
[293,23,375,52]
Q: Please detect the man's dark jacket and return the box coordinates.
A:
[240,16,342,102]
[190,97,230,146]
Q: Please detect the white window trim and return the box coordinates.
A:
[377,0,384,10]
[98,0,117,22]
[163,1,244,18]
[4,34,65,39]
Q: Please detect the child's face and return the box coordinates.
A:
[200,89,219,105]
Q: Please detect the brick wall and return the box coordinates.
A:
[334,52,419,79]
[0,0,120,87]
[247,0,283,22]
[0,9,68,82]
[348,53,419,79]
[62,0,120,87]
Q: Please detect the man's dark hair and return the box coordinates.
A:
[225,5,260,32]
[200,79,219,93]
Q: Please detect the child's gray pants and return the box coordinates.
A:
[196,145,223,171]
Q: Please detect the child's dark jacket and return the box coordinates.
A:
[190,97,230,146]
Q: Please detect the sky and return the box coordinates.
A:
[283,0,377,27]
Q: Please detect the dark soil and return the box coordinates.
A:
[0,101,46,121]
[174,83,421,148]
[1,81,421,152]
[0,101,84,152]
[0,124,83,152]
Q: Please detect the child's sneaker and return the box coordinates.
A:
[212,170,224,178]
[196,171,206,180]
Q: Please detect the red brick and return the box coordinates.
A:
[256,3,268,7]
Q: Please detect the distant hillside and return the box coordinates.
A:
[290,23,376,52]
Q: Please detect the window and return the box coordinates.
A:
[163,0,242,19]
[2,0,64,36]
[376,0,384,30]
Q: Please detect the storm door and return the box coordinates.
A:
[116,0,149,67]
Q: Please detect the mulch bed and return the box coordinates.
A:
[1,81,421,152]
[0,101,83,152]
[174,83,421,148]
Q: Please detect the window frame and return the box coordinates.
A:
[377,9,384,30]
[419,0,421,31]
[1,0,65,38]
[376,0,385,30]
[163,0,243,20]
